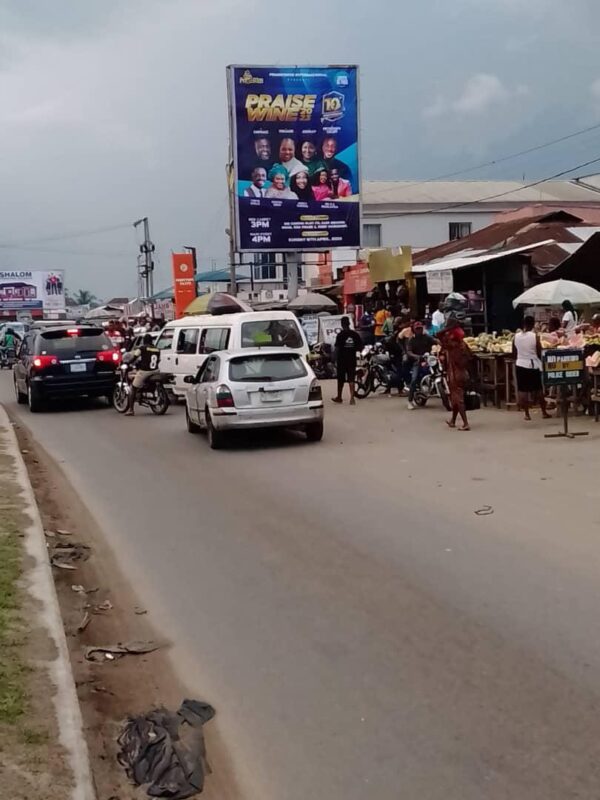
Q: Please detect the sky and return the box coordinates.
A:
[1,0,600,298]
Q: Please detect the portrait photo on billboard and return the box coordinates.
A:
[227,65,360,252]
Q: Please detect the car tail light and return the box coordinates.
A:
[96,349,121,364]
[216,385,235,408]
[309,379,322,401]
[32,355,58,369]
[67,328,80,336]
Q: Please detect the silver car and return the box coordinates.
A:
[184,348,324,449]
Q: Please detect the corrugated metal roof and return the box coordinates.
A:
[363,178,600,207]
[412,241,555,274]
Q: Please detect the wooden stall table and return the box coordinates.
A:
[474,353,505,408]
[504,357,518,410]
[590,367,600,422]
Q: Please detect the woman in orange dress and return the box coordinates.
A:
[439,317,472,431]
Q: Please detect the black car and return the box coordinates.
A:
[13,325,121,412]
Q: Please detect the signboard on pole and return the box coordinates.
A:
[426,270,453,295]
[0,270,65,316]
[542,349,585,386]
[227,65,360,252]
[171,253,196,319]
[318,314,353,346]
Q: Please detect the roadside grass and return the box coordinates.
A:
[0,487,25,725]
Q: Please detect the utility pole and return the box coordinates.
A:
[226,161,237,296]
[133,217,155,302]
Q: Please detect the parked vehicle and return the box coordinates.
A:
[13,326,121,412]
[413,353,451,410]
[355,343,396,398]
[184,348,324,449]
[156,311,309,396]
[112,354,172,415]
[307,341,337,380]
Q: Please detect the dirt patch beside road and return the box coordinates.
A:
[0,431,74,799]
[11,418,240,799]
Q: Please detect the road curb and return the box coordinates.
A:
[0,406,96,800]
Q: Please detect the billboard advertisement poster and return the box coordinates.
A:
[0,270,65,315]
[171,253,197,318]
[228,65,360,252]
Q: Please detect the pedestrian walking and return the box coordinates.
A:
[332,316,363,405]
[439,317,472,431]
[513,315,551,421]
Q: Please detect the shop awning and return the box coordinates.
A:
[411,241,555,274]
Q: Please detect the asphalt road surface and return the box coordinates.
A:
[3,373,600,798]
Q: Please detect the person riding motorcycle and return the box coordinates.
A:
[0,328,19,366]
[125,333,160,416]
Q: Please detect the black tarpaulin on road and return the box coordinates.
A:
[117,699,216,798]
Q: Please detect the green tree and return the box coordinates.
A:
[73,289,97,306]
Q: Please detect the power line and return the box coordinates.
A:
[0,222,132,249]
[369,154,600,219]
[0,244,131,257]
[367,120,600,201]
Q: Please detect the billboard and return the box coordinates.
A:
[227,65,360,252]
[0,270,65,315]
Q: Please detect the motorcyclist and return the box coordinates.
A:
[0,328,19,365]
[125,333,160,416]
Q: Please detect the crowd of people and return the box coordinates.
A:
[334,303,474,430]
[242,135,354,202]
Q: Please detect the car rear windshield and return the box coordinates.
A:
[229,354,307,382]
[37,329,112,354]
[241,320,303,349]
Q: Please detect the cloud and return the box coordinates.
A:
[424,73,528,119]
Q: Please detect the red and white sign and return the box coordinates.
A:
[172,253,196,318]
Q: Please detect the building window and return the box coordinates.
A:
[253,253,277,281]
[362,223,381,248]
[449,222,472,241]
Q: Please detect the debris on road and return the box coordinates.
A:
[71,584,86,594]
[50,541,90,570]
[84,641,161,663]
[134,607,147,615]
[474,505,494,516]
[92,600,114,614]
[117,699,216,799]
[77,612,91,633]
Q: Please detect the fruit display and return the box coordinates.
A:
[464,332,513,354]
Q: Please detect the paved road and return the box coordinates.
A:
[4,372,600,798]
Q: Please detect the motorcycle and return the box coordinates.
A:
[113,355,173,415]
[355,342,398,398]
[307,342,337,380]
[0,347,17,370]
[413,352,451,410]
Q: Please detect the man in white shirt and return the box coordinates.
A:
[244,167,267,197]
[431,301,445,331]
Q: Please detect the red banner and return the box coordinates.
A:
[172,253,196,318]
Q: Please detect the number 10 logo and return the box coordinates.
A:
[322,91,345,122]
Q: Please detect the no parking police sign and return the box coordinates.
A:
[542,349,585,386]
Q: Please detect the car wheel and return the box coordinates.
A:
[305,420,324,442]
[14,377,26,405]
[186,405,201,433]
[206,409,224,450]
[27,383,44,413]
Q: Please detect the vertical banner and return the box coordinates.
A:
[171,253,196,318]
[227,65,360,252]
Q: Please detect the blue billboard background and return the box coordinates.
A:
[229,65,360,252]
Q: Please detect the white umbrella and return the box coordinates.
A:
[512,279,600,308]
[288,292,337,311]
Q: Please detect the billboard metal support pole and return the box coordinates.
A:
[134,216,155,313]
[287,252,299,300]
